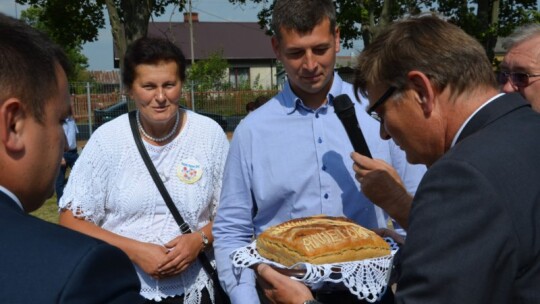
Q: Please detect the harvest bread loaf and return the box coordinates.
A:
[257,215,390,267]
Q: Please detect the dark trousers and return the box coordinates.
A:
[315,287,395,304]
[257,281,394,304]
[55,149,78,201]
[144,288,212,304]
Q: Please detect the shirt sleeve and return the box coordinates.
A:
[213,126,260,301]
[209,128,230,220]
[59,129,110,223]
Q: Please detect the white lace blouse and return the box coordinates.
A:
[59,111,229,303]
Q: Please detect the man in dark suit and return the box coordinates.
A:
[254,16,540,304]
[0,13,144,303]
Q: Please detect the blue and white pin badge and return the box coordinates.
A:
[177,158,203,184]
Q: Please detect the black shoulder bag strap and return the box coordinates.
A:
[128,111,217,277]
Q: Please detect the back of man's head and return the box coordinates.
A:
[0,13,70,123]
[271,0,336,42]
[354,15,497,100]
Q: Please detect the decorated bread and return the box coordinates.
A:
[256,215,390,266]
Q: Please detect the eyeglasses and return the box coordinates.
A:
[367,86,396,122]
[497,71,540,88]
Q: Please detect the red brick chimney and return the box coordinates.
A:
[183,12,199,23]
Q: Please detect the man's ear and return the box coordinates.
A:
[0,98,26,152]
[334,26,341,53]
[271,36,281,59]
[407,71,435,115]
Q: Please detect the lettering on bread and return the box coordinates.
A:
[256,215,390,267]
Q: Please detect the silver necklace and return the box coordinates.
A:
[136,110,180,142]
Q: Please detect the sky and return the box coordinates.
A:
[1,0,271,70]
[1,0,363,71]
[3,0,537,70]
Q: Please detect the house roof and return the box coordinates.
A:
[147,21,276,61]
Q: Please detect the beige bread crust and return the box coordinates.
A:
[257,215,390,267]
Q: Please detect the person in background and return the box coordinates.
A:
[59,37,229,303]
[253,95,269,109]
[258,15,540,304]
[212,0,426,303]
[245,96,268,116]
[245,101,257,113]
[0,12,143,303]
[499,23,540,112]
[55,99,79,202]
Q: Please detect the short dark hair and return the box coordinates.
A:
[354,15,496,102]
[271,0,336,42]
[0,13,70,123]
[245,101,256,113]
[122,37,187,89]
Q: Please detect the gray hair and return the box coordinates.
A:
[502,23,540,50]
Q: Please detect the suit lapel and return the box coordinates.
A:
[456,93,531,144]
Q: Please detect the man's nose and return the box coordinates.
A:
[303,51,317,71]
[380,123,391,140]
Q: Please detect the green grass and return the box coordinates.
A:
[30,195,60,224]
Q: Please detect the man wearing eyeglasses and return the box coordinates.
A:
[255,15,540,304]
[353,23,540,232]
[499,23,540,112]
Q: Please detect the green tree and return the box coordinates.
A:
[229,0,540,61]
[187,51,230,92]
[437,0,540,61]
[228,0,430,48]
[16,0,187,70]
[19,6,91,81]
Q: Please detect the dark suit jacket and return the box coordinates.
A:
[0,191,144,303]
[396,93,540,303]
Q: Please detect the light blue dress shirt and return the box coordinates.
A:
[213,74,426,303]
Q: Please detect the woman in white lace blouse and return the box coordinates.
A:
[58,37,229,304]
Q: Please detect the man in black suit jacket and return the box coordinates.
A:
[254,16,540,304]
[0,13,143,303]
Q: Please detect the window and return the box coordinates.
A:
[229,67,250,89]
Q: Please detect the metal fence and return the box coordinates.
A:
[70,82,277,140]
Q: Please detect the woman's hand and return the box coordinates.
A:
[131,242,170,279]
[157,233,203,278]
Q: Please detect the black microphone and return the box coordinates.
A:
[334,94,372,158]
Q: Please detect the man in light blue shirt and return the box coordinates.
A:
[212,1,426,303]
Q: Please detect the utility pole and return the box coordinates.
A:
[188,0,196,111]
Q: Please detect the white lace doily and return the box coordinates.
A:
[231,238,399,303]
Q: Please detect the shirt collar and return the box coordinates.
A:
[282,72,344,114]
[0,185,24,211]
[451,93,505,147]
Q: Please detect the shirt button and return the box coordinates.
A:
[318,137,323,144]
[322,165,327,171]
[324,193,329,199]
[315,113,319,118]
